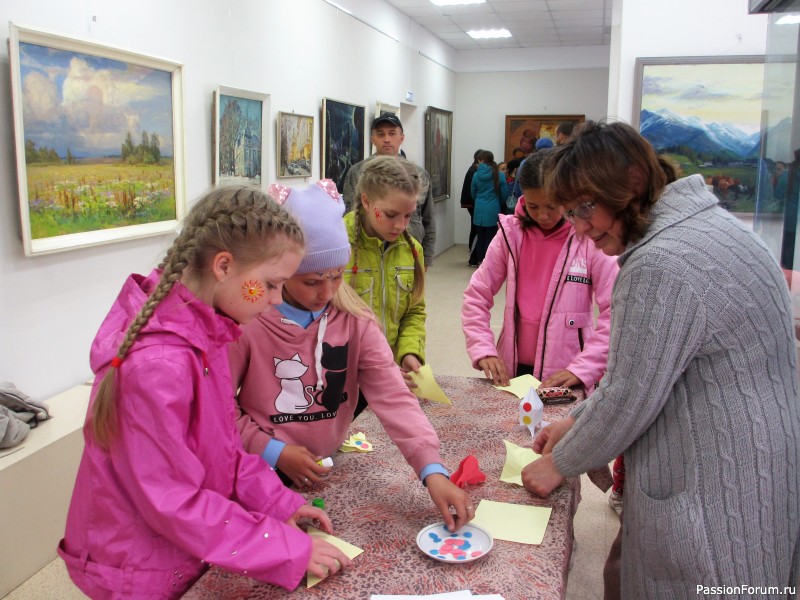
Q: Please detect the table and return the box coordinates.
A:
[185,375,592,600]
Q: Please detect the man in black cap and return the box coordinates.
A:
[341,113,436,268]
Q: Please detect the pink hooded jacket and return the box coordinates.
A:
[58,270,311,598]
[462,211,618,387]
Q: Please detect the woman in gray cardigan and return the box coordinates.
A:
[523,121,799,599]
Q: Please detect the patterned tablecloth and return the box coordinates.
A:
[185,375,588,600]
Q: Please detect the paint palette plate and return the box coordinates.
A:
[416,522,493,563]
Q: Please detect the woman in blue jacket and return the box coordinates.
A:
[469,150,508,266]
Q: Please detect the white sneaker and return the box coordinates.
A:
[608,490,623,515]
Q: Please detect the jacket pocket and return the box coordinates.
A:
[393,267,415,321]
[563,312,593,329]
[352,273,374,308]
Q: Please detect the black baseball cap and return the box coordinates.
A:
[371,114,403,131]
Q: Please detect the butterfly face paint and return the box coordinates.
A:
[241,280,266,303]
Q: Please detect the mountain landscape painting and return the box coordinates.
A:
[636,58,767,212]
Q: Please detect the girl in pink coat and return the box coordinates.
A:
[462,150,618,390]
[59,186,351,599]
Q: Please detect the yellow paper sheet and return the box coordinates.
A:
[493,374,541,399]
[339,432,374,453]
[471,499,552,545]
[500,439,540,486]
[305,526,364,588]
[408,364,451,405]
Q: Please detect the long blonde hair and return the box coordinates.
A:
[90,185,304,449]
[350,155,425,303]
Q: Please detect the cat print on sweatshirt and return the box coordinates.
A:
[272,342,350,415]
[273,353,314,414]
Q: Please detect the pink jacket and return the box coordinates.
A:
[229,304,443,476]
[462,214,618,387]
[59,270,311,598]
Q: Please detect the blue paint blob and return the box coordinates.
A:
[461,541,472,550]
[428,532,442,543]
[450,533,458,538]
[457,555,467,560]
[429,549,439,555]
[463,532,473,538]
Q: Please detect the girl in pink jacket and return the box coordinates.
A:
[59,186,351,599]
[230,181,473,533]
[462,150,618,390]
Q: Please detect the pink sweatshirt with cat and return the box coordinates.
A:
[229,305,443,476]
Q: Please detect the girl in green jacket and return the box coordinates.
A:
[345,155,426,395]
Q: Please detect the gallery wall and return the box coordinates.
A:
[0,0,770,401]
[0,0,458,399]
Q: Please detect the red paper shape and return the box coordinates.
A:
[450,455,487,488]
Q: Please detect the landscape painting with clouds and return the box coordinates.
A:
[19,40,177,240]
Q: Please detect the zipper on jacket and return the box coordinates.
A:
[379,242,389,336]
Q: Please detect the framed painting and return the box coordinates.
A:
[214,86,269,189]
[321,98,365,189]
[376,101,399,117]
[277,112,314,178]
[8,23,185,257]
[633,56,766,212]
[425,106,453,202]
[504,114,584,161]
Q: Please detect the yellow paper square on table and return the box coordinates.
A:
[408,364,451,405]
[305,526,364,588]
[471,499,552,545]
[494,374,541,399]
[339,432,374,453]
[500,439,540,486]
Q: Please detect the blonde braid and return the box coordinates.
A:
[91,185,303,449]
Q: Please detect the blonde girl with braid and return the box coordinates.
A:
[344,155,427,397]
[59,185,351,598]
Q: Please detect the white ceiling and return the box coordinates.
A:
[383,0,612,50]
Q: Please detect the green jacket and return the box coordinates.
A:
[344,211,426,364]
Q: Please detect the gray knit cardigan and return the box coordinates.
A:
[553,175,800,598]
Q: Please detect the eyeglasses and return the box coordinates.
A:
[564,201,596,222]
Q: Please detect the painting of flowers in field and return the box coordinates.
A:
[9,24,184,256]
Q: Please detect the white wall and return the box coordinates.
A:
[609,0,769,122]
[0,0,455,400]
[451,68,610,245]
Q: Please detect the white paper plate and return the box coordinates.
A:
[416,522,494,563]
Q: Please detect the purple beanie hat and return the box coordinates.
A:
[274,181,351,274]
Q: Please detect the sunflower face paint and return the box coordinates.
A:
[241,280,266,303]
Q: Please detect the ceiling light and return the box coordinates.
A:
[776,14,800,24]
[467,28,512,39]
[431,0,486,6]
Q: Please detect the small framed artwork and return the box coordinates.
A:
[376,101,400,117]
[8,23,186,256]
[425,106,453,203]
[213,86,269,189]
[277,112,314,178]
[504,114,584,161]
[321,98,365,189]
[633,55,766,212]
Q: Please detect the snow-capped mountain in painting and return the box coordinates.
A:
[640,109,760,159]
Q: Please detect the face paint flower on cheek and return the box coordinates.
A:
[241,280,265,303]
[373,207,382,223]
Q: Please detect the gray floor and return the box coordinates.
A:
[5,244,617,600]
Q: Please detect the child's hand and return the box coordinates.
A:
[307,538,351,580]
[477,356,510,387]
[540,369,580,388]
[400,354,422,389]
[287,504,334,534]
[423,473,475,532]
[277,445,332,488]
[532,416,576,455]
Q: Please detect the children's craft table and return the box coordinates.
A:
[185,375,597,600]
